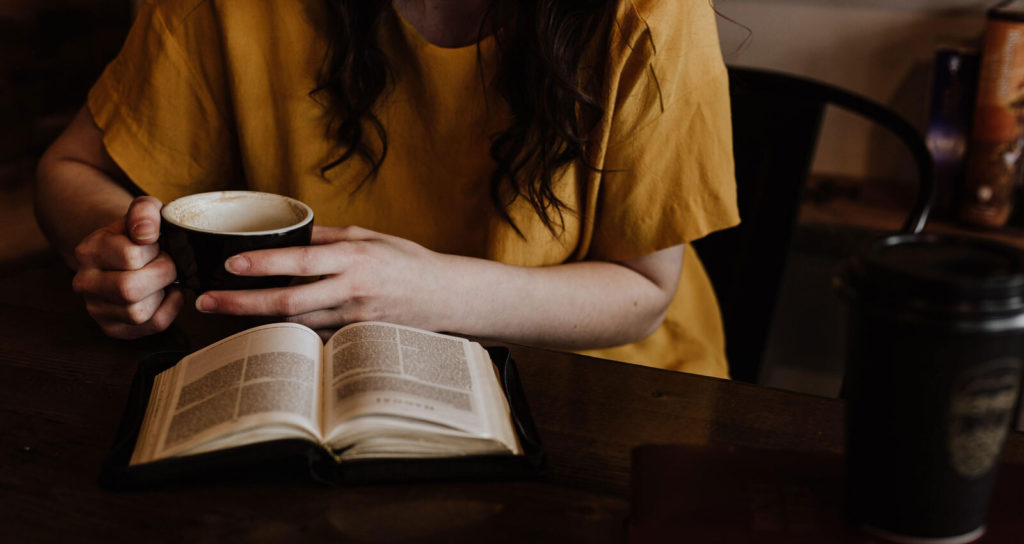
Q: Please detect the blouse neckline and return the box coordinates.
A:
[390,5,497,53]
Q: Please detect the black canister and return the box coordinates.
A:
[835,233,1024,543]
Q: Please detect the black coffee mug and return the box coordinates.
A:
[160,191,314,293]
[835,233,1024,543]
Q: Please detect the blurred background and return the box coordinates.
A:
[716,0,993,395]
[719,0,986,188]
[0,0,134,264]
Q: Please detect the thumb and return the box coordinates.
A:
[125,195,164,245]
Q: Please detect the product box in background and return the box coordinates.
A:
[927,45,979,220]
[961,1,1024,229]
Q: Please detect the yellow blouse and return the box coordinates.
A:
[88,0,739,378]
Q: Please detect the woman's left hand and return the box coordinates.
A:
[194,226,459,337]
[195,224,683,350]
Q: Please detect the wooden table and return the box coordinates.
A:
[1,254,1022,543]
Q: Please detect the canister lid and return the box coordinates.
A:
[989,0,1024,23]
[836,234,1024,317]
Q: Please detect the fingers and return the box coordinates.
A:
[125,195,163,244]
[75,224,161,270]
[73,195,177,340]
[196,280,336,317]
[72,252,178,303]
[225,243,360,278]
[227,226,395,278]
[84,290,165,326]
[311,225,379,245]
[74,195,164,270]
[95,289,184,340]
[285,308,349,330]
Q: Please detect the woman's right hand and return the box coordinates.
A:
[71,196,183,339]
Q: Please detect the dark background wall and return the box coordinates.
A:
[0,0,133,263]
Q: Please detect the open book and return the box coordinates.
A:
[130,321,523,466]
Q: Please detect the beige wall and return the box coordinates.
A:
[716,0,987,185]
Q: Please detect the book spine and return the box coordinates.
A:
[960,11,1024,229]
[928,46,979,220]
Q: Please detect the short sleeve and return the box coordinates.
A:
[87,0,239,203]
[588,0,739,262]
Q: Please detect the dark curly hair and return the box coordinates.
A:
[311,0,613,234]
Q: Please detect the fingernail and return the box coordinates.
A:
[195,295,216,313]
[225,255,250,274]
[132,220,157,241]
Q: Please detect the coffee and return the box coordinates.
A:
[162,192,309,233]
[160,191,314,293]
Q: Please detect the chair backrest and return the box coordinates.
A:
[692,66,933,383]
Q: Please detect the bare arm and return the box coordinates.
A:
[35,105,182,338]
[198,226,683,350]
[35,107,682,348]
[430,243,683,349]
[35,106,137,264]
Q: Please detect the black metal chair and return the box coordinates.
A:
[692,66,934,384]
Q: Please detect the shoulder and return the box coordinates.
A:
[611,0,721,57]
[623,0,717,25]
[605,0,725,101]
[136,0,304,33]
[135,0,213,32]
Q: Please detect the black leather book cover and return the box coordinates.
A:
[100,346,544,489]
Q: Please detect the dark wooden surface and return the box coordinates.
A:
[1,254,1022,543]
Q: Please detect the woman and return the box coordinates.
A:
[34,0,738,377]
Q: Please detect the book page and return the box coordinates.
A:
[328,342,522,460]
[322,322,490,441]
[131,323,323,465]
[470,343,521,455]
